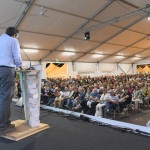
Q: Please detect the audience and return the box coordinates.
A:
[39,73,150,118]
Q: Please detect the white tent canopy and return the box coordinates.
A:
[0,0,150,78]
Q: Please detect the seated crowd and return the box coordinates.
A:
[40,74,150,118]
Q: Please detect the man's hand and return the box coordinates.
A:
[19,66,23,70]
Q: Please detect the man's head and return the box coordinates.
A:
[93,88,98,94]
[6,27,19,38]
[109,90,115,96]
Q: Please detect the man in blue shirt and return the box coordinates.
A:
[87,88,100,115]
[0,27,22,136]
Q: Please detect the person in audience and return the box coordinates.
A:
[141,84,150,107]
[114,86,123,99]
[132,85,143,110]
[95,87,109,117]
[119,87,132,112]
[47,87,58,106]
[105,90,119,112]
[65,87,79,109]
[72,87,85,112]
[13,80,18,99]
[53,89,64,108]
[80,87,91,113]
[86,88,100,115]
[59,87,70,108]
[84,87,92,101]
[40,86,51,104]
[17,80,21,98]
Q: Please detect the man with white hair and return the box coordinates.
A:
[105,90,119,112]
[95,87,109,117]
[87,88,100,115]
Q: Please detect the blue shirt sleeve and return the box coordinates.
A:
[12,38,22,67]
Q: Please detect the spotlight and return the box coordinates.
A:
[148,15,150,20]
[84,31,90,40]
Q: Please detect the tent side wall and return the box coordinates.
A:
[23,61,137,79]
[22,61,150,79]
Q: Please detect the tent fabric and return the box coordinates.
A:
[0,0,150,64]
[46,63,67,78]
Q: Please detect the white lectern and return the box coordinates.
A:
[17,70,41,126]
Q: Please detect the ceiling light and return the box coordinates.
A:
[117,52,124,55]
[64,47,75,52]
[84,31,90,40]
[115,56,125,59]
[63,52,75,56]
[135,55,140,57]
[133,57,141,60]
[92,54,103,58]
[148,15,150,20]
[97,51,103,54]
[23,49,38,53]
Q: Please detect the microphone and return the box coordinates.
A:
[21,47,35,70]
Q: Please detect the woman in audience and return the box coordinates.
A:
[132,85,143,110]
[72,87,85,112]
[141,84,150,107]
[119,87,132,112]
[40,85,51,104]
[65,87,79,109]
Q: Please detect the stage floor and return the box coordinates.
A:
[0,102,150,150]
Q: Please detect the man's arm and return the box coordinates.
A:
[12,38,22,67]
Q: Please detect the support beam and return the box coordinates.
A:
[34,3,88,21]
[119,45,150,63]
[40,0,114,61]
[74,15,146,62]
[77,4,150,34]
[121,0,139,9]
[132,64,134,74]
[117,63,126,74]
[97,20,148,62]
[18,28,146,43]
[126,64,133,74]
[15,0,34,28]
[134,50,150,63]
[72,62,75,72]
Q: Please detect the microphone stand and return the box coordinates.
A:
[21,48,35,70]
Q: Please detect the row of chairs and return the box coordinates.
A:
[106,99,150,120]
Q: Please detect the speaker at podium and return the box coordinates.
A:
[3,65,49,141]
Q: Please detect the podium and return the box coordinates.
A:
[18,70,41,124]
[3,68,49,141]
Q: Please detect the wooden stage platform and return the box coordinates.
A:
[2,120,49,141]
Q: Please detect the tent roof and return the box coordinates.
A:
[0,0,150,63]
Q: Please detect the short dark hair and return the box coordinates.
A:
[6,27,19,37]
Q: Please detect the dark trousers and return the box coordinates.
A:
[119,101,131,111]
[91,102,99,116]
[47,98,55,105]
[80,99,88,113]
[0,67,15,130]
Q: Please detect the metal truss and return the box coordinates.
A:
[77,4,150,34]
